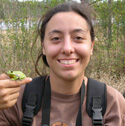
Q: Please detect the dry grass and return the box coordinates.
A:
[88,71,125,94]
[0,27,124,95]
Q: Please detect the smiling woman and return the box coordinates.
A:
[43,11,94,88]
[0,1,125,126]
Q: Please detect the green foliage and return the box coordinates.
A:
[0,0,124,77]
[87,0,125,75]
[0,0,65,77]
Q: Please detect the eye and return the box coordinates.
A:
[51,37,60,41]
[75,36,84,40]
[51,36,62,43]
[74,36,85,43]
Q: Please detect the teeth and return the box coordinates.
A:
[59,60,77,65]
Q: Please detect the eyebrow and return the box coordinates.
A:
[71,29,86,34]
[48,30,62,35]
[48,29,86,35]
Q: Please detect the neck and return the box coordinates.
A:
[49,73,87,95]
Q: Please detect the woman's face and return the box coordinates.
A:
[43,12,94,81]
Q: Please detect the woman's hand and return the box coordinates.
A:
[0,74,32,110]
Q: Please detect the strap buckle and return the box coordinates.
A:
[92,107,103,126]
[22,104,35,126]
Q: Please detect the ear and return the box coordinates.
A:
[90,41,94,55]
[42,43,46,55]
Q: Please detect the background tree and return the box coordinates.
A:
[81,0,90,3]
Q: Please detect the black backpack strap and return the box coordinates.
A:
[86,78,107,126]
[22,76,46,126]
[41,76,51,126]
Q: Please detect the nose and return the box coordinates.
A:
[61,37,74,55]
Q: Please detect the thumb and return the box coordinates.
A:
[0,74,10,80]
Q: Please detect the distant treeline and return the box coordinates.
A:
[0,0,44,20]
[0,0,124,76]
[0,0,66,20]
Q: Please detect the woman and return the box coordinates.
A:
[0,1,124,126]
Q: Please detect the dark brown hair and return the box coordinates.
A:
[35,1,95,75]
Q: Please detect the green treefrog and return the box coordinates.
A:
[7,70,26,80]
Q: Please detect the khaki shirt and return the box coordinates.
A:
[0,81,125,126]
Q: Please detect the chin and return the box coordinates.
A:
[60,73,81,82]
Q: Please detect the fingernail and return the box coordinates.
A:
[27,78,32,81]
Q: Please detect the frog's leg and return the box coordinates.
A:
[14,74,20,80]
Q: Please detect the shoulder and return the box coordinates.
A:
[106,85,125,110]
[106,85,125,106]
[104,85,125,125]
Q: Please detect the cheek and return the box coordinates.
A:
[76,44,92,57]
[43,44,60,61]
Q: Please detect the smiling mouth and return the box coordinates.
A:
[58,59,79,65]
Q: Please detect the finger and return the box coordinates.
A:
[0,90,20,110]
[0,87,21,110]
[8,86,21,95]
[9,98,18,108]
[7,92,20,101]
[0,98,17,110]
[12,77,32,87]
[0,77,32,88]
[0,91,20,104]
[0,74,10,80]
[0,87,20,98]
